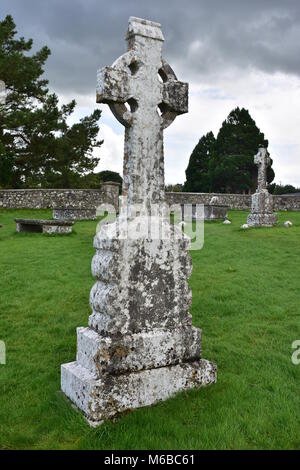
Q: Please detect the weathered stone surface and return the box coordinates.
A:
[53,208,97,220]
[43,225,73,234]
[207,196,228,220]
[204,205,228,220]
[166,192,300,212]
[247,148,278,227]
[2,188,300,212]
[273,195,300,211]
[209,196,220,205]
[89,232,193,336]
[61,359,216,423]
[61,16,216,423]
[167,192,251,211]
[0,182,119,211]
[247,213,278,227]
[251,191,274,215]
[15,218,74,234]
[76,326,202,376]
[181,202,228,221]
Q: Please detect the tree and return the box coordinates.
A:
[98,170,122,186]
[269,184,300,195]
[211,107,274,193]
[165,183,184,192]
[37,104,102,188]
[183,132,215,192]
[184,107,275,194]
[0,15,102,188]
[78,170,123,191]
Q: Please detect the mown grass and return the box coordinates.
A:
[0,208,299,450]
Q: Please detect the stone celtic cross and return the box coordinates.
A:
[96,16,188,210]
[254,147,270,192]
[247,146,278,227]
[61,17,216,424]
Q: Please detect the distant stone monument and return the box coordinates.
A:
[247,147,278,227]
[61,17,216,424]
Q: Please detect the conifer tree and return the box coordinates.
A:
[0,15,102,188]
[184,131,215,192]
[184,107,275,193]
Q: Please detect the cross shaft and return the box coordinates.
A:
[254,147,270,191]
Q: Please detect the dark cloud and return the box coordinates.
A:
[1,0,300,96]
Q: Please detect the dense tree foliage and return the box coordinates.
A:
[165,183,184,192]
[0,15,102,188]
[184,132,215,192]
[269,183,300,195]
[79,170,123,191]
[184,107,275,193]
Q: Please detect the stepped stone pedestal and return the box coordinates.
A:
[61,17,216,425]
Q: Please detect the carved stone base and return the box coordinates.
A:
[61,356,216,424]
[247,213,278,227]
[75,326,202,375]
[61,324,216,423]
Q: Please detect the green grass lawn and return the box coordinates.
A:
[0,208,299,450]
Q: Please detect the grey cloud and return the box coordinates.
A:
[1,0,300,96]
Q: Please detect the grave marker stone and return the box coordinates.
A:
[61,17,216,424]
[247,147,278,227]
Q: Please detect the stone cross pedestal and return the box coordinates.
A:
[247,147,278,227]
[61,17,216,424]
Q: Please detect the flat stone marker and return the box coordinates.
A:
[61,16,216,424]
[15,218,74,234]
[247,147,278,227]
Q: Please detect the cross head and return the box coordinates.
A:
[96,17,188,211]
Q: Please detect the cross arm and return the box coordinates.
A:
[96,66,130,104]
[162,80,188,115]
[254,148,270,167]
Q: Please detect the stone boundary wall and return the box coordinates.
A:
[0,182,120,211]
[166,192,300,212]
[1,187,300,212]
[273,194,300,211]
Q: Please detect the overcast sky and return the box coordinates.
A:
[2,0,300,185]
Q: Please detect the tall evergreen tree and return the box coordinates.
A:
[0,15,102,188]
[184,107,275,193]
[211,107,274,193]
[184,131,215,192]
